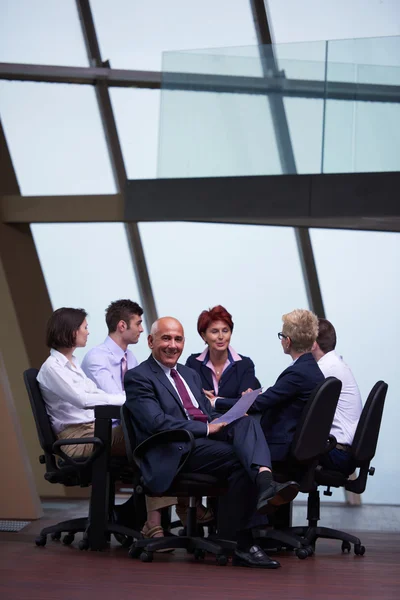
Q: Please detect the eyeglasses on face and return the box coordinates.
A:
[277,332,289,341]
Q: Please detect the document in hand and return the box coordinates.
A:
[212,388,262,425]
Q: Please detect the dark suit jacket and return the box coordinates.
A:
[186,353,258,407]
[216,352,324,462]
[124,355,219,494]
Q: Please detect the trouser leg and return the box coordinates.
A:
[184,438,257,540]
[211,416,272,480]
[146,496,177,511]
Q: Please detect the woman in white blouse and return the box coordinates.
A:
[37,307,126,457]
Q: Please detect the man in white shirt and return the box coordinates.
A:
[312,318,362,475]
[37,307,126,458]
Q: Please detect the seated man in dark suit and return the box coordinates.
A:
[124,317,299,569]
[213,309,324,463]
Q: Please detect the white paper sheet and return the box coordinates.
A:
[212,388,262,425]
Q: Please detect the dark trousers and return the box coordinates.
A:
[320,448,356,476]
[183,416,271,540]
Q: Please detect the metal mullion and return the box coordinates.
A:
[250,0,325,317]
[75,0,157,328]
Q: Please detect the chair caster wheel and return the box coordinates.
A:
[78,539,90,550]
[194,549,205,560]
[216,554,228,566]
[341,541,351,553]
[140,550,154,562]
[62,534,75,545]
[35,535,47,547]
[296,548,309,560]
[305,545,314,557]
[51,532,62,541]
[128,544,142,559]
[354,544,365,556]
[121,536,133,549]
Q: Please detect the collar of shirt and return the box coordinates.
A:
[154,357,175,376]
[50,347,79,369]
[103,336,127,361]
[153,357,201,412]
[318,349,340,366]
[196,345,242,364]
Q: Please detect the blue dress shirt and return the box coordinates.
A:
[81,336,138,394]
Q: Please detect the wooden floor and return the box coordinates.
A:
[1,500,399,600]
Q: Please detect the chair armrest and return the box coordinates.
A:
[94,405,120,419]
[133,429,195,462]
[52,437,104,469]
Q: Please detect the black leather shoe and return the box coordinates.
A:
[233,545,281,569]
[257,481,300,514]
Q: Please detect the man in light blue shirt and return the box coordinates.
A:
[81,299,177,547]
[81,299,143,393]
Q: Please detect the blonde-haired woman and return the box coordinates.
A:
[213,309,324,463]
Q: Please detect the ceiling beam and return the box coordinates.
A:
[1,62,399,103]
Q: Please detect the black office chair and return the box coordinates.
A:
[291,380,388,556]
[24,368,140,549]
[121,404,233,564]
[257,376,342,558]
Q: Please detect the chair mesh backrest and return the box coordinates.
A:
[291,376,342,462]
[23,368,56,454]
[351,380,387,463]
[121,403,136,463]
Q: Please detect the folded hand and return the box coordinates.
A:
[241,388,253,396]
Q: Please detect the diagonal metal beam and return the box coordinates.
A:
[75,0,157,329]
[250,0,325,317]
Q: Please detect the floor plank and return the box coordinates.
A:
[0,500,399,600]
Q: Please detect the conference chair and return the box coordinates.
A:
[257,376,342,558]
[23,368,140,549]
[121,403,233,565]
[291,380,388,556]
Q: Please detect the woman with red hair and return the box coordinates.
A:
[186,305,259,408]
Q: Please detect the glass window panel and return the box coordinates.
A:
[158,88,281,178]
[91,0,257,70]
[159,47,282,178]
[0,0,88,66]
[310,229,400,504]
[139,221,309,385]
[283,98,324,174]
[0,81,116,195]
[31,223,149,364]
[323,56,400,173]
[110,88,160,179]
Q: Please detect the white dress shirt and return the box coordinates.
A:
[81,336,138,393]
[317,350,362,445]
[37,349,126,435]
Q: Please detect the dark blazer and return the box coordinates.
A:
[124,355,219,494]
[216,352,324,462]
[186,353,259,407]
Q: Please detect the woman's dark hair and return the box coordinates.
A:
[197,305,234,337]
[46,307,87,349]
